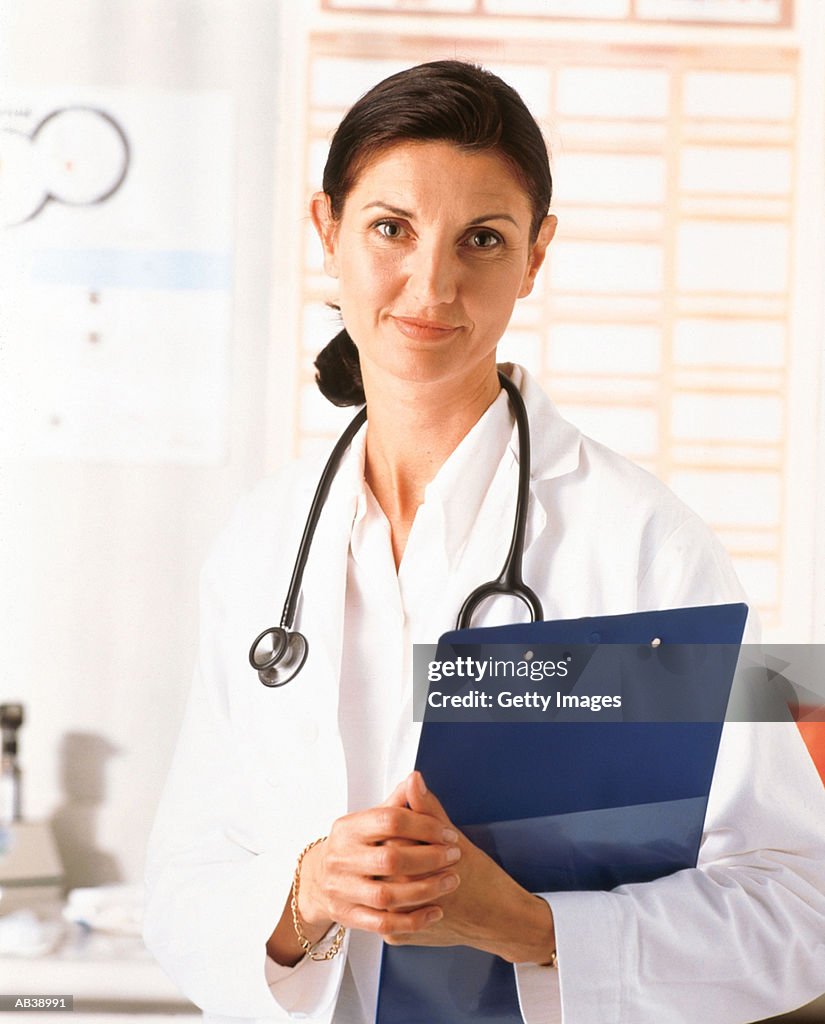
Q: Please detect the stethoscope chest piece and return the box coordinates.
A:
[249,627,309,687]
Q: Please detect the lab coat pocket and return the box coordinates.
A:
[224,684,344,850]
[232,680,318,786]
[225,647,346,831]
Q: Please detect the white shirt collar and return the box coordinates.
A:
[327,363,583,571]
[350,385,514,570]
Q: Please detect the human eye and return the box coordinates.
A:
[463,228,504,250]
[372,218,407,240]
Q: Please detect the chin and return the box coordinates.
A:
[367,355,497,397]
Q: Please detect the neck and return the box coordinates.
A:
[362,363,501,567]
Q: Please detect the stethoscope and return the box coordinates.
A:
[249,371,544,687]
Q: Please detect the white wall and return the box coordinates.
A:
[0,0,287,887]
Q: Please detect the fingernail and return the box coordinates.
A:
[442,828,458,843]
[440,873,459,893]
[416,772,427,796]
[446,846,461,863]
[426,907,443,924]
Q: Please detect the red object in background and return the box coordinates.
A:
[796,708,825,785]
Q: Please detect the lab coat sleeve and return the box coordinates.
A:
[143,535,346,1021]
[514,515,825,1024]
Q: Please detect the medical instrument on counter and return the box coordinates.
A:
[0,703,23,825]
[249,371,543,687]
[0,704,64,910]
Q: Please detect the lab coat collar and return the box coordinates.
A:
[501,363,582,484]
[498,364,582,562]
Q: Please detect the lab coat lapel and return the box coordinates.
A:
[506,364,582,559]
[227,460,355,807]
[449,368,582,624]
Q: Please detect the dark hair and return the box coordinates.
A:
[314,59,552,407]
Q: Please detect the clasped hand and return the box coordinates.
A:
[297,771,555,964]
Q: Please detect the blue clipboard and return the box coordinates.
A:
[375,603,748,1024]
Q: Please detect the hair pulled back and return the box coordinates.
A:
[314,60,552,407]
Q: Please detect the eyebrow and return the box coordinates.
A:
[361,201,520,227]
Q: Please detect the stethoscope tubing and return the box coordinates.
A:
[280,406,367,630]
[250,370,542,686]
[248,405,365,683]
[455,373,543,629]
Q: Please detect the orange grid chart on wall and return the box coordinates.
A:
[295,35,798,631]
[321,0,793,28]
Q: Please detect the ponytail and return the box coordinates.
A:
[313,327,365,407]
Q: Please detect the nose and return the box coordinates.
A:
[405,239,459,307]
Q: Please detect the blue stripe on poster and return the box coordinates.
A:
[31,249,232,290]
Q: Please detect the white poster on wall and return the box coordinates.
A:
[0,90,234,464]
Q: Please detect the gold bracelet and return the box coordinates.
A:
[291,837,346,961]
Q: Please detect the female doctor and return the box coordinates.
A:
[144,61,825,1024]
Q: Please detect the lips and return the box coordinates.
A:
[390,315,462,341]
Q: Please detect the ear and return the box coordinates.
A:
[310,191,340,279]
[518,214,557,299]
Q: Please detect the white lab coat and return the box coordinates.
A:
[144,366,825,1024]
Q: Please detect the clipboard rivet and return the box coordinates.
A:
[651,637,662,648]
[524,650,534,661]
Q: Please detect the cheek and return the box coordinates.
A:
[368,251,403,293]
[470,268,522,325]
[341,248,402,309]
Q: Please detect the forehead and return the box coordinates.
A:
[345,141,532,218]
